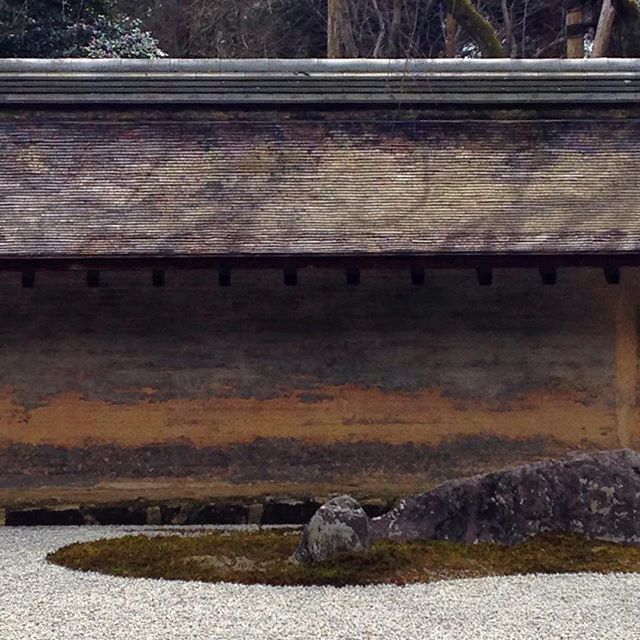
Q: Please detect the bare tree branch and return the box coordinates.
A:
[389,0,403,55]
[501,0,517,56]
[370,0,386,56]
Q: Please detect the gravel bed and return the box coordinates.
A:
[0,526,639,640]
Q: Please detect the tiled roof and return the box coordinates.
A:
[2,58,640,104]
[1,60,640,259]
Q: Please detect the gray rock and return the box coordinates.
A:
[371,449,640,545]
[145,506,162,526]
[295,495,371,563]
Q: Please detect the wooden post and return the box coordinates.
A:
[446,14,458,58]
[327,0,342,58]
[614,282,637,448]
[566,4,585,58]
[592,0,616,57]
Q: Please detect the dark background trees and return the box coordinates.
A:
[0,0,165,56]
[0,0,638,58]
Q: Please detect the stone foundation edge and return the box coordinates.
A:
[0,497,392,527]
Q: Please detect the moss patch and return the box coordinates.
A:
[47,530,640,587]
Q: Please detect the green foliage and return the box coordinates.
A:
[48,529,640,587]
[0,0,165,57]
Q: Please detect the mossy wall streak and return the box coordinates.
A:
[0,267,626,493]
[615,279,638,447]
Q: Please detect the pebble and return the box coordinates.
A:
[0,526,638,639]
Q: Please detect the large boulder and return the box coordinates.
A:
[371,449,640,545]
[294,495,371,563]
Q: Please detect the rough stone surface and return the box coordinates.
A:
[85,504,147,526]
[372,449,640,545]
[145,506,162,526]
[263,498,321,526]
[165,503,192,525]
[295,495,371,563]
[6,506,83,527]
[187,503,249,526]
[247,503,264,525]
[0,498,354,527]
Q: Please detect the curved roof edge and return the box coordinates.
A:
[2,57,640,105]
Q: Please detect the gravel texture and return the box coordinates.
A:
[1,526,639,640]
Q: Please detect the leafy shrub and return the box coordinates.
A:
[0,0,165,57]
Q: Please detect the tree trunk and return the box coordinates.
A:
[446,14,458,57]
[592,0,616,56]
[327,0,357,58]
[501,0,517,57]
[611,0,640,56]
[565,5,584,58]
[327,0,342,57]
[175,0,192,57]
[444,0,504,57]
[389,0,403,57]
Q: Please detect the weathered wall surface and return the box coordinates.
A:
[0,267,635,499]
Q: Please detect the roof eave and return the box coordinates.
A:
[2,58,640,105]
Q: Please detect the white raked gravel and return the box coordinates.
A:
[0,525,639,640]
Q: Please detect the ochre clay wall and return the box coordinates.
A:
[0,267,636,501]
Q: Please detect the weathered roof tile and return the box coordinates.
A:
[1,111,639,258]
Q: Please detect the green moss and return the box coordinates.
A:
[47,530,640,587]
[445,0,504,58]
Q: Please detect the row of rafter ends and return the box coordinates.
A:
[5,266,626,288]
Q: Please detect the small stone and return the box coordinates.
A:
[247,503,264,525]
[146,506,162,526]
[170,503,193,525]
[82,513,98,526]
[294,495,371,564]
